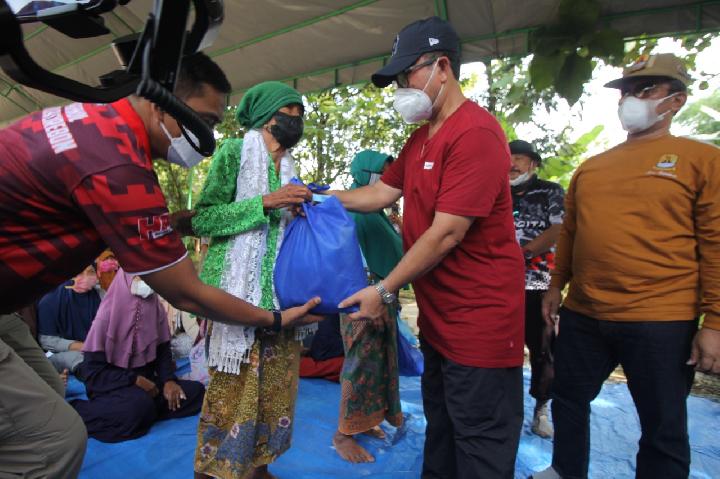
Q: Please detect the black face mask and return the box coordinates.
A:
[269,112,304,149]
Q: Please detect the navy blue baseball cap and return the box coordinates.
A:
[372,16,460,88]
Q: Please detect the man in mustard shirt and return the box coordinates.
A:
[532,54,720,479]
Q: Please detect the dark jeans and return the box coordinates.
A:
[420,338,523,479]
[525,290,554,402]
[551,308,697,479]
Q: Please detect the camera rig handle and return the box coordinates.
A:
[0,0,223,156]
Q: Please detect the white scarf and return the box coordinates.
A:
[207,129,315,374]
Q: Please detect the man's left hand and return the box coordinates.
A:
[339,286,387,328]
[163,380,186,411]
[687,327,720,375]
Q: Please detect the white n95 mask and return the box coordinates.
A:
[160,122,206,168]
[393,62,444,124]
[618,94,676,133]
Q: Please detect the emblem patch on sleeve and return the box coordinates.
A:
[138,213,173,240]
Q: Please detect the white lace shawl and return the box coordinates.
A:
[206,129,315,374]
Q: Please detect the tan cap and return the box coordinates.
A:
[605,53,692,89]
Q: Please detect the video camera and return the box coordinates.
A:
[0,0,223,156]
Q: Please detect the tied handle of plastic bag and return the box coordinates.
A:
[289,177,331,211]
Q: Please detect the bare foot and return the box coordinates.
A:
[362,425,386,440]
[60,368,69,387]
[333,430,375,463]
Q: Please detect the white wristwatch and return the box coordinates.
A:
[375,282,396,304]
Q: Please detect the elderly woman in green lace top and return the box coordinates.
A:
[188,81,316,479]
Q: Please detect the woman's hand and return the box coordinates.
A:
[135,375,159,398]
[163,380,186,411]
[170,210,196,237]
[262,184,311,210]
[290,204,306,217]
[280,297,324,328]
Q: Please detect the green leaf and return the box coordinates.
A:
[541,158,565,177]
[319,98,336,110]
[531,26,576,56]
[506,84,525,104]
[496,115,518,141]
[529,53,567,91]
[509,104,533,124]
[555,53,593,105]
[495,69,515,90]
[575,125,605,148]
[588,29,625,64]
[699,81,709,90]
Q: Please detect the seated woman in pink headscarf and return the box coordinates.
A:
[72,269,205,443]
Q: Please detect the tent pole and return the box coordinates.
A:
[435,0,449,20]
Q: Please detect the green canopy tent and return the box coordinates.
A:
[1,0,719,126]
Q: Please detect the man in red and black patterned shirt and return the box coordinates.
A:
[0,53,319,478]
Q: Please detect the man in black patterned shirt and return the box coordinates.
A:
[509,140,565,438]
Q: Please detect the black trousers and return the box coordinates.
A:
[525,290,554,402]
[420,338,523,479]
[551,308,697,479]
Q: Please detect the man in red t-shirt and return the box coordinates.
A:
[0,53,319,478]
[331,17,525,479]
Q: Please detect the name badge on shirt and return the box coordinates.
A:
[423,161,434,170]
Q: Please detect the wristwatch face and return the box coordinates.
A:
[376,283,395,304]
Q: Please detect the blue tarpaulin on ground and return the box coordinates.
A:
[67,363,720,479]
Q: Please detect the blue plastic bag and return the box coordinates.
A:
[396,312,424,376]
[274,195,367,314]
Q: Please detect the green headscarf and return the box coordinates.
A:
[349,149,392,189]
[235,81,303,129]
[349,150,403,280]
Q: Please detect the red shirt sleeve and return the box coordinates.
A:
[72,164,187,274]
[436,127,511,218]
[381,134,415,190]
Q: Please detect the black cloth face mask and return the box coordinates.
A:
[269,112,304,149]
